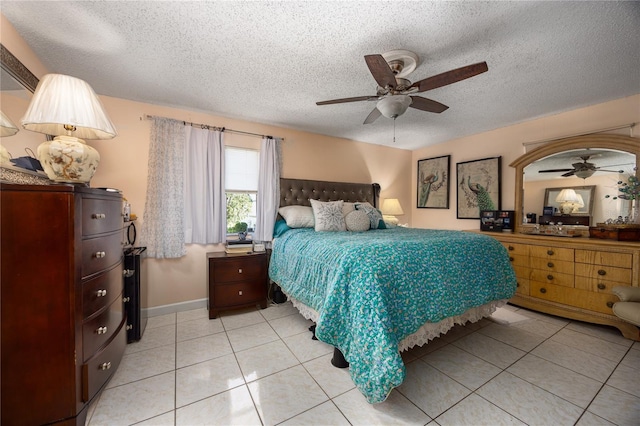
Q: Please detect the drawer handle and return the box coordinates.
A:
[547,274,554,281]
[123,269,134,277]
[597,283,606,290]
[126,324,133,330]
[509,256,514,262]
[96,289,107,297]
[239,290,243,296]
[597,269,606,276]
[92,213,106,219]
[540,288,547,294]
[508,246,514,251]
[606,301,614,308]
[123,296,130,303]
[547,262,554,268]
[516,282,520,288]
[98,362,111,371]
[94,251,106,259]
[547,250,554,256]
[96,326,108,335]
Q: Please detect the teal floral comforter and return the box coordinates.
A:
[268,227,516,403]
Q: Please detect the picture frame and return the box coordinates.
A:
[417,155,450,208]
[456,156,501,219]
[543,185,595,217]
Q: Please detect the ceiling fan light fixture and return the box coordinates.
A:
[575,169,595,179]
[377,95,412,119]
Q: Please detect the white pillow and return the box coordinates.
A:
[342,202,356,217]
[345,210,370,232]
[310,199,346,232]
[278,205,315,228]
[355,202,385,229]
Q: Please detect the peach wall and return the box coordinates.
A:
[411,94,640,230]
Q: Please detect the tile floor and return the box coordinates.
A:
[87,302,640,426]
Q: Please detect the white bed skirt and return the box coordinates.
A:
[287,295,508,352]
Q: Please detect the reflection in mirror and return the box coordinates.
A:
[544,185,595,216]
[523,148,636,225]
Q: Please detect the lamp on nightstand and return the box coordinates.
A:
[555,188,582,215]
[381,198,404,225]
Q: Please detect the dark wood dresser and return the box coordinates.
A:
[1,183,127,425]
[207,252,268,318]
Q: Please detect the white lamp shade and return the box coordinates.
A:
[555,188,580,203]
[381,198,404,216]
[377,95,412,119]
[21,74,117,140]
[0,111,19,137]
[574,193,585,208]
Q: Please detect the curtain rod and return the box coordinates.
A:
[522,122,636,147]
[142,114,282,140]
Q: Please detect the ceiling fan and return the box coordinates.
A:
[316,50,488,124]
[538,155,624,179]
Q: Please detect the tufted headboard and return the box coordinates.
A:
[279,178,381,208]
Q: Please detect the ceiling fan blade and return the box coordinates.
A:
[596,169,625,173]
[316,96,378,106]
[409,96,449,113]
[364,54,397,89]
[538,169,573,173]
[561,170,576,177]
[363,107,381,124]
[411,61,488,92]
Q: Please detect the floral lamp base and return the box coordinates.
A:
[37,135,100,183]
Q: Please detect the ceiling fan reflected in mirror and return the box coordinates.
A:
[538,155,624,179]
[316,50,488,124]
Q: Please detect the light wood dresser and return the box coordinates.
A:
[476,231,640,340]
[1,183,126,425]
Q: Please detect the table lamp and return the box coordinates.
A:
[381,198,404,225]
[555,188,581,215]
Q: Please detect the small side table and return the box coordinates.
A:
[207,251,268,319]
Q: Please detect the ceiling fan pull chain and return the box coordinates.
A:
[393,118,396,143]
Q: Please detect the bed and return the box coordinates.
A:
[269,178,517,403]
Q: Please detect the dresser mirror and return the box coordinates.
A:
[511,134,639,234]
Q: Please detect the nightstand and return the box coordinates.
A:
[207,252,268,319]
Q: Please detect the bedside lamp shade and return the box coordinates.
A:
[1,110,19,137]
[555,188,581,215]
[21,74,117,183]
[381,198,404,225]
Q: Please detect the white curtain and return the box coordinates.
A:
[184,126,226,244]
[254,137,281,242]
[141,117,186,258]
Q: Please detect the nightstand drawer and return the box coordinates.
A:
[212,257,266,283]
[82,295,124,359]
[83,263,123,318]
[82,232,123,278]
[82,322,126,402]
[82,197,123,237]
[213,281,266,307]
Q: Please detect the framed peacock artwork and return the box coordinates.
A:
[456,156,502,219]
[417,155,450,209]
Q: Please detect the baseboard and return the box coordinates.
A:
[143,298,207,318]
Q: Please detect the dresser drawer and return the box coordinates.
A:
[575,250,633,269]
[213,281,266,307]
[530,269,574,288]
[82,321,126,402]
[529,245,574,262]
[212,256,266,283]
[82,232,123,278]
[507,253,529,267]
[530,281,618,315]
[82,295,124,360]
[82,197,123,236]
[530,257,575,275]
[574,263,632,284]
[502,242,529,257]
[575,278,631,294]
[83,262,123,318]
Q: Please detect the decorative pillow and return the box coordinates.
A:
[342,202,356,217]
[345,210,370,232]
[310,199,346,232]
[273,219,291,237]
[278,205,314,228]
[355,202,386,229]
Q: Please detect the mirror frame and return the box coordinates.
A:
[510,133,640,234]
[1,43,39,93]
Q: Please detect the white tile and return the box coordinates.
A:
[283,330,333,363]
[422,344,501,390]
[125,324,176,354]
[514,307,570,327]
[621,346,640,370]
[606,362,640,398]
[440,323,479,343]
[507,354,601,408]
[177,307,209,323]
[451,331,526,369]
[477,372,583,425]
[279,401,350,426]
[176,353,245,408]
[176,332,233,368]
[333,388,431,425]
[435,393,525,426]
[175,386,261,426]
[107,343,175,388]
[565,321,635,346]
[401,337,448,364]
[260,301,299,321]
[588,385,640,426]
[575,411,616,426]
[221,309,266,331]
[235,340,300,382]
[550,329,629,362]
[89,372,175,426]
[532,340,618,382]
[176,316,224,342]
[477,322,546,352]
[226,321,279,352]
[146,312,176,329]
[303,353,355,398]
[248,365,328,426]
[396,360,470,418]
[511,318,565,339]
[135,411,175,425]
[269,313,314,338]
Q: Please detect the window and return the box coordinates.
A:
[225,147,260,235]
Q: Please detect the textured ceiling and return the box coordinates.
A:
[2,1,639,150]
